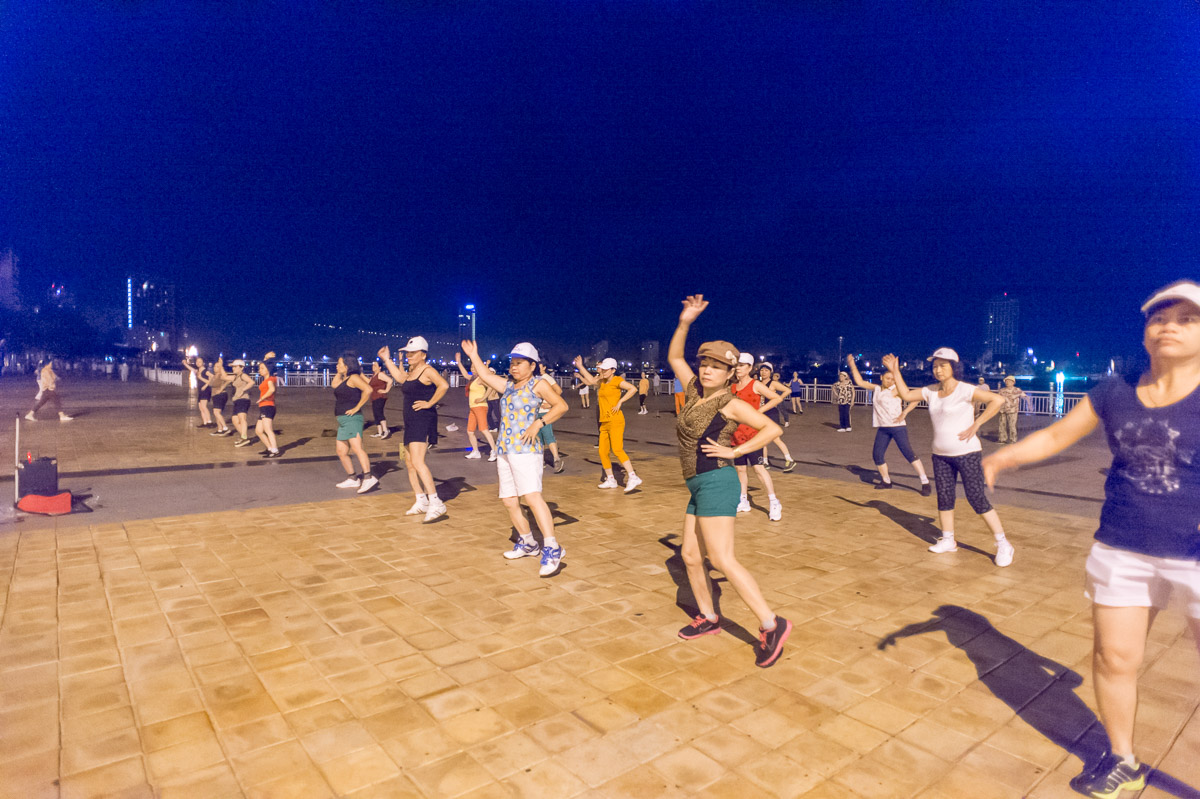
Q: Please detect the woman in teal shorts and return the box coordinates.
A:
[332,352,377,493]
[668,294,792,668]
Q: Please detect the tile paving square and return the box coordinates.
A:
[1,380,1198,797]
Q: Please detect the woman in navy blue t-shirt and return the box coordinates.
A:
[983,280,1200,799]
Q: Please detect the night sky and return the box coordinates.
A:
[3,1,1198,360]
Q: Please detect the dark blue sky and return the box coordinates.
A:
[3,1,1198,359]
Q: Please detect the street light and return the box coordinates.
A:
[837,336,843,366]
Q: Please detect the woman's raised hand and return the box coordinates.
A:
[679,294,708,324]
[377,346,391,360]
[461,340,479,361]
[881,353,899,372]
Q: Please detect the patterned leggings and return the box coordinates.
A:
[931,452,992,514]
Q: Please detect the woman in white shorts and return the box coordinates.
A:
[461,339,569,577]
[984,280,1200,799]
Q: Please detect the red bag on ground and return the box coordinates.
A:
[17,492,72,516]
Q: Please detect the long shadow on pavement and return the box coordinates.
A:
[878,606,1200,798]
[658,534,757,646]
[837,496,991,558]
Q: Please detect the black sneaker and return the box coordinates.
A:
[782,459,796,473]
[920,482,932,497]
[234,438,252,447]
[678,615,722,640]
[874,481,893,490]
[1069,753,1148,798]
[755,616,792,668]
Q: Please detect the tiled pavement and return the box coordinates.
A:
[3,442,1198,798]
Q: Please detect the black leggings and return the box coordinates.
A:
[838,404,851,428]
[872,426,917,465]
[371,398,387,425]
[931,452,992,514]
[638,393,646,410]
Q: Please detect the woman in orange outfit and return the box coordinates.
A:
[573,355,642,493]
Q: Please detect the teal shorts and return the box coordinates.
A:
[685,467,740,517]
[536,414,556,445]
[336,413,364,441]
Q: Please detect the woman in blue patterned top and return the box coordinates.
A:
[984,280,1200,799]
[462,339,570,578]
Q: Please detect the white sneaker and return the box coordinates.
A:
[24,412,35,421]
[504,539,541,559]
[424,499,446,522]
[59,413,74,421]
[357,475,379,494]
[769,500,782,522]
[405,497,430,515]
[623,475,643,493]
[995,540,1015,567]
[928,537,958,554]
[736,497,751,514]
[488,451,497,462]
[446,423,459,432]
[369,431,383,438]
[597,477,619,489]
[465,450,482,459]
[336,476,361,489]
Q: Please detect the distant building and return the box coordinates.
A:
[0,249,19,310]
[590,340,609,363]
[639,340,660,369]
[984,295,1019,362]
[127,276,177,351]
[458,304,477,342]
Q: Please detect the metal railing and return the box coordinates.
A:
[797,384,1086,417]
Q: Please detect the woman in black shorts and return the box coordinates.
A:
[208,357,232,436]
[182,356,215,428]
[380,337,449,522]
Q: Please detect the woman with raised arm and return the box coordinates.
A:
[331,352,377,493]
[846,355,930,494]
[536,363,567,473]
[573,355,642,492]
[729,354,785,521]
[379,337,450,521]
[669,295,791,668]
[461,340,570,576]
[755,364,797,472]
[983,281,1200,799]
[368,359,394,439]
[884,348,1012,565]
[455,352,498,461]
[182,356,214,428]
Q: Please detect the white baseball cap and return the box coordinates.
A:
[508,342,540,362]
[927,347,959,363]
[1141,280,1200,314]
[737,352,755,365]
[597,357,619,371]
[402,336,429,352]
[230,359,246,367]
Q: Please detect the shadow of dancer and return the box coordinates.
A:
[658,535,756,645]
[837,497,990,557]
[879,605,1111,775]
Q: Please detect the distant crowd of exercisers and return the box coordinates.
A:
[18,281,1200,799]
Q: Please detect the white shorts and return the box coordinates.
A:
[1085,542,1200,618]
[496,452,543,499]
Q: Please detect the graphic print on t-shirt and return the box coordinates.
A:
[1114,418,1195,495]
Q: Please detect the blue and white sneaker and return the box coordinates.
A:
[539,544,565,577]
[503,539,541,560]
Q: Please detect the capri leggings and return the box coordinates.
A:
[599,414,628,469]
[872,426,918,465]
[931,452,992,514]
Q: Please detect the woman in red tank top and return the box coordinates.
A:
[731,354,785,521]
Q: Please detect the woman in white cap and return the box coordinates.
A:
[983,280,1200,798]
[730,353,785,521]
[572,355,642,492]
[883,348,1012,565]
[846,355,931,494]
[668,295,791,668]
[380,337,450,521]
[228,359,257,447]
[462,340,570,576]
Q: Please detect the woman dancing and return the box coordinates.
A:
[572,356,642,493]
[846,355,930,494]
[380,337,450,521]
[983,281,1200,799]
[331,352,377,492]
[668,294,791,667]
[883,349,1012,566]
